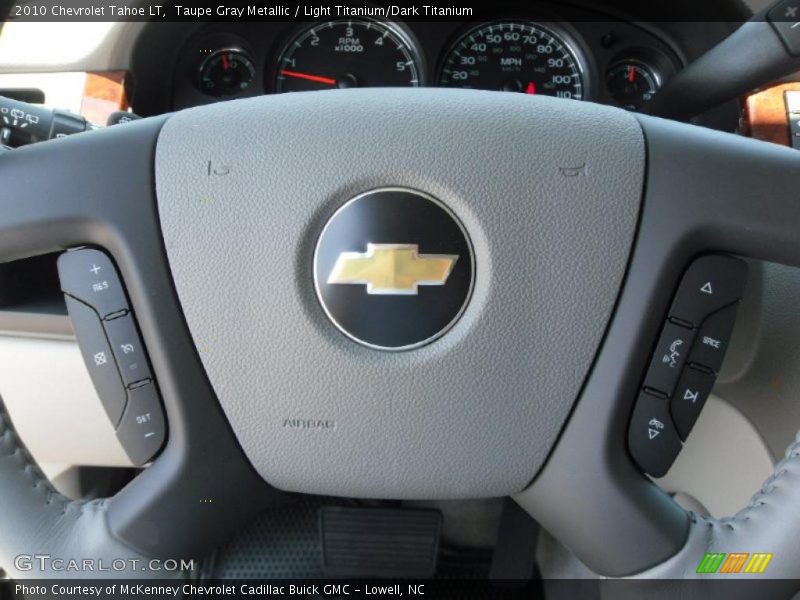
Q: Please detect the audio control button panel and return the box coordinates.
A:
[628,255,747,477]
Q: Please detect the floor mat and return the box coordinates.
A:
[199,495,340,579]
[197,495,493,580]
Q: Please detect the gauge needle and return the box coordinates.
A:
[628,66,636,83]
[222,53,230,71]
[280,70,337,86]
[525,82,536,95]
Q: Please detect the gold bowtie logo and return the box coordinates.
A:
[328,244,458,295]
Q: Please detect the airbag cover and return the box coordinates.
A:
[155,89,643,498]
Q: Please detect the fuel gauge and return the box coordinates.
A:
[198,48,256,97]
[606,61,661,111]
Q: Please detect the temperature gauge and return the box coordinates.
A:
[198,48,256,97]
[606,61,661,111]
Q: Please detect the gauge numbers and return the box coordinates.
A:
[440,22,585,100]
[276,20,422,92]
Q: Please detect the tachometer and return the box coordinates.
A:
[275,20,422,92]
[439,21,585,100]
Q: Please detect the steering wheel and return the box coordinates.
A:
[1,88,799,590]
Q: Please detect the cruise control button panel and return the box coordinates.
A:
[628,255,747,477]
[59,248,166,466]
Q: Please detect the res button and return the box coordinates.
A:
[58,249,129,319]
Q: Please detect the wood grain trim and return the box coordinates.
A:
[80,70,130,126]
[741,82,800,147]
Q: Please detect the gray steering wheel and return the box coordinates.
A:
[0,89,799,594]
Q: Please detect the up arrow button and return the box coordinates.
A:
[669,255,747,328]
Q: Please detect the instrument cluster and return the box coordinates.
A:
[173,14,682,112]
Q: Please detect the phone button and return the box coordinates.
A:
[643,321,696,397]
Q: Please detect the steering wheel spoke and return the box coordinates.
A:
[517,114,800,577]
[0,119,274,572]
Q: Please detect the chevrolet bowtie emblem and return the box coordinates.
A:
[328,243,459,295]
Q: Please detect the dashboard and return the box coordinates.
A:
[157,10,686,114]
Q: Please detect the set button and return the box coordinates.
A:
[116,383,166,467]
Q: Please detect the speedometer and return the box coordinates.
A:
[439,22,585,100]
[275,20,422,92]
